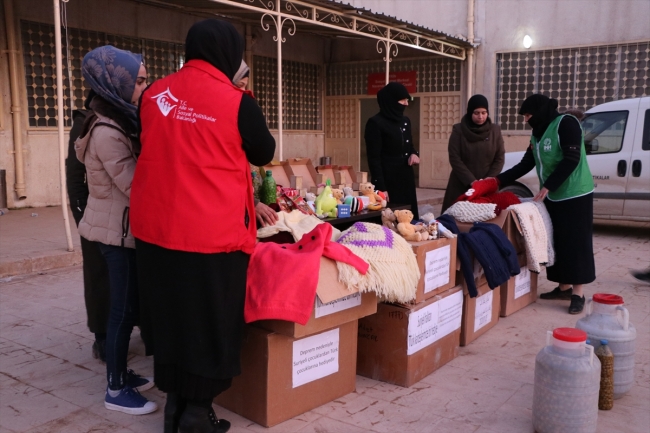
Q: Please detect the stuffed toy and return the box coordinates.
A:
[381,208,398,232]
[315,179,338,218]
[342,187,363,213]
[394,209,426,242]
[305,192,316,213]
[420,212,436,225]
[331,188,345,205]
[359,182,386,211]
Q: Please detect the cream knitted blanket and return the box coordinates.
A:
[444,202,497,222]
[256,210,341,242]
[530,200,555,267]
[335,222,419,303]
[508,202,550,272]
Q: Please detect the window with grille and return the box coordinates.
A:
[496,41,650,131]
[252,55,322,130]
[327,56,462,96]
[21,20,184,127]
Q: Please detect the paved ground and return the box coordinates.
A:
[0,204,649,432]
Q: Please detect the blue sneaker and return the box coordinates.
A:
[105,386,158,415]
[126,369,155,392]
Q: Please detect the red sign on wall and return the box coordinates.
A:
[367,71,417,95]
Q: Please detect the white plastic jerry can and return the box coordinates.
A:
[576,293,636,399]
[532,328,601,433]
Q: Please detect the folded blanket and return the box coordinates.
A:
[530,200,555,267]
[335,222,420,303]
[444,201,497,222]
[508,202,549,272]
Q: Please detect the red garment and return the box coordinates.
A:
[245,224,369,325]
[132,60,255,254]
[454,177,520,213]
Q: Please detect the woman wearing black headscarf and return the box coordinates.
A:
[365,82,420,219]
[495,94,595,315]
[132,19,275,433]
[441,95,505,212]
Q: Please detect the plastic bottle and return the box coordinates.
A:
[595,340,614,410]
[251,171,261,202]
[532,328,601,433]
[576,293,636,398]
[260,170,277,205]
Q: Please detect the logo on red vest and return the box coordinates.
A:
[151,88,178,117]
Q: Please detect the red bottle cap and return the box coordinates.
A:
[593,293,624,305]
[553,327,587,343]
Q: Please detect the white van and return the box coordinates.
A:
[500,96,650,221]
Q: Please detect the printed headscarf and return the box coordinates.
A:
[232,60,250,86]
[519,94,561,140]
[376,82,411,122]
[81,45,142,131]
[185,19,244,81]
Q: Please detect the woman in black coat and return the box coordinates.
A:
[365,82,420,219]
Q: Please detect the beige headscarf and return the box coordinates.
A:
[232,60,250,86]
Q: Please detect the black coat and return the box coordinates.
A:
[365,114,419,219]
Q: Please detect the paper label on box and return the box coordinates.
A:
[474,290,493,332]
[514,267,531,299]
[292,328,339,388]
[407,290,463,355]
[424,245,451,293]
[314,292,362,318]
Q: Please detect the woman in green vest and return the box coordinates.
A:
[496,94,595,315]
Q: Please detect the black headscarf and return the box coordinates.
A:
[463,94,491,133]
[377,82,411,122]
[467,94,489,117]
[519,94,561,140]
[185,19,244,81]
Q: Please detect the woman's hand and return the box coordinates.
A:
[408,154,420,166]
[534,187,549,202]
[255,202,279,227]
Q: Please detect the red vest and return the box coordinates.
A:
[131,60,256,254]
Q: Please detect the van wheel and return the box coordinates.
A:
[500,184,533,199]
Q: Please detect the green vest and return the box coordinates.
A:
[531,115,594,201]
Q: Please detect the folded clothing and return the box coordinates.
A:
[444,202,497,222]
[245,223,368,325]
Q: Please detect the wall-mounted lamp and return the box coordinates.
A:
[523,35,533,49]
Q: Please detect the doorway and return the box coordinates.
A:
[359,97,420,187]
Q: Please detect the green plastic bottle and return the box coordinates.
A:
[260,170,277,205]
[251,171,261,202]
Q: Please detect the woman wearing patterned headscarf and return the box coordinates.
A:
[365,82,420,218]
[495,94,595,315]
[133,19,275,433]
[75,46,155,415]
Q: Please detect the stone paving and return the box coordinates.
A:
[0,210,649,432]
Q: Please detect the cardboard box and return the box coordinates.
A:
[254,257,378,338]
[455,255,487,294]
[215,321,357,427]
[408,238,457,303]
[316,165,337,184]
[337,165,357,183]
[500,253,538,317]
[286,158,319,189]
[460,281,500,346]
[357,285,463,387]
[261,160,292,188]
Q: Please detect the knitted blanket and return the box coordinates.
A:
[444,201,497,222]
[531,200,555,267]
[335,222,419,303]
[508,202,549,272]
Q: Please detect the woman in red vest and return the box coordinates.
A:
[131,19,275,433]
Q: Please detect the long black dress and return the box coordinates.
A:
[365,114,419,219]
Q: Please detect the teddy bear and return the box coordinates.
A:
[331,188,345,205]
[394,209,426,242]
[305,192,316,213]
[359,182,386,211]
[381,208,398,232]
[315,180,338,218]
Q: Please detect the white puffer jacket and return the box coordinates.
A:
[75,112,137,248]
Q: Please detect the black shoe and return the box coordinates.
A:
[178,404,230,433]
[164,393,187,433]
[540,286,573,300]
[630,269,650,284]
[92,339,106,362]
[568,295,586,315]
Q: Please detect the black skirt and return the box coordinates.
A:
[544,193,596,285]
[135,239,249,400]
[382,157,419,219]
